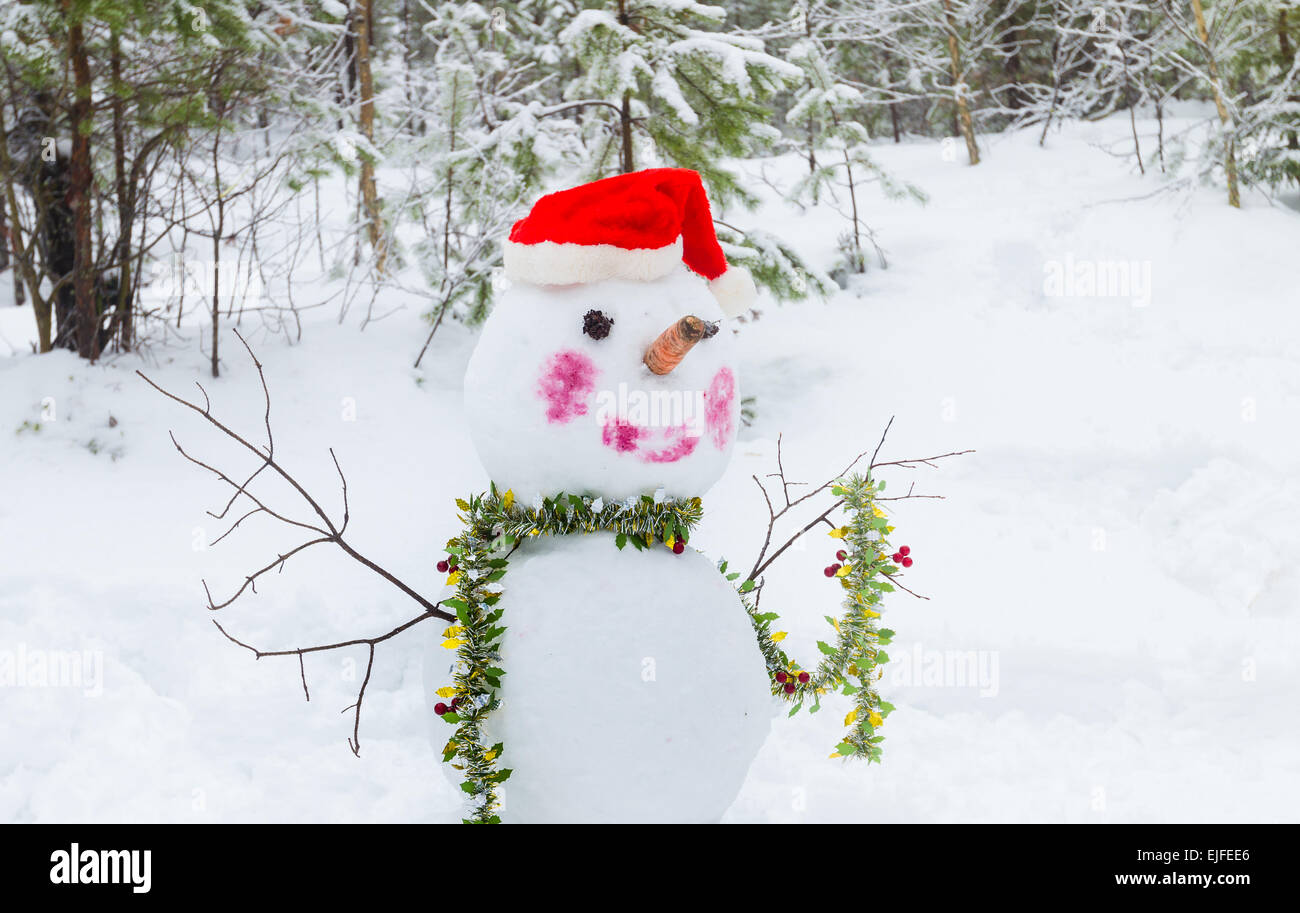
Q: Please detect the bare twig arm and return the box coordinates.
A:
[142,332,455,755]
[745,417,973,593]
[137,333,453,622]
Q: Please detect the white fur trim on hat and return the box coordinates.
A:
[709,266,757,318]
[503,237,684,286]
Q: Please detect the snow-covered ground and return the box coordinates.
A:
[2,111,1298,822]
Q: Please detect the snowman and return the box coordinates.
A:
[428,169,772,823]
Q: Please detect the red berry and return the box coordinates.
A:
[901,556,914,568]
[450,697,459,709]
[798,671,810,684]
[672,540,685,554]
[783,682,796,694]
[437,560,449,573]
[775,671,788,683]
[448,564,459,573]
[891,553,901,562]
[434,702,448,716]
[836,550,847,561]
[823,566,835,577]
[899,545,910,557]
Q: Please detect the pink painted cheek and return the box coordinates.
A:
[704,367,736,449]
[538,350,598,424]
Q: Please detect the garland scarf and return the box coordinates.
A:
[434,473,897,824]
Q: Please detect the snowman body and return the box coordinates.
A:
[475,534,770,823]
[429,264,772,822]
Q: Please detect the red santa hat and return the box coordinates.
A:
[502,168,756,318]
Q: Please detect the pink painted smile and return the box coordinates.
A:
[601,419,700,463]
[599,367,736,464]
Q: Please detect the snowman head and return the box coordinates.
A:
[464,169,756,503]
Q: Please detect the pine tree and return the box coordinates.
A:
[407,2,580,358]
[1220,0,1300,192]
[783,3,926,282]
[0,0,268,356]
[558,0,801,206]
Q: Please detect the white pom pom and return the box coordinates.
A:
[709,266,757,318]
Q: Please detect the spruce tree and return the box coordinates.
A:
[558,0,801,206]
[783,10,926,281]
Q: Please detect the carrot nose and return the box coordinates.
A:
[644,316,715,375]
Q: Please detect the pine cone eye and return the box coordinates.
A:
[582,309,614,340]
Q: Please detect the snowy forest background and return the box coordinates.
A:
[1,0,1297,360]
[2,1,1299,823]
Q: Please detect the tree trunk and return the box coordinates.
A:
[1121,45,1144,175]
[66,6,98,358]
[211,150,223,379]
[35,110,78,351]
[0,194,8,273]
[620,90,635,174]
[1039,30,1062,147]
[110,32,134,351]
[443,71,459,277]
[804,9,817,171]
[942,0,980,165]
[1281,10,1299,150]
[0,195,18,316]
[0,108,41,331]
[258,107,270,155]
[354,0,387,272]
[617,0,634,173]
[1003,27,1025,110]
[1156,98,1166,172]
[1190,0,1239,207]
[843,148,862,271]
[210,80,226,379]
[339,18,356,132]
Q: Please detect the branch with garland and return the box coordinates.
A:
[732,419,973,760]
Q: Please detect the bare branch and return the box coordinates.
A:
[203,536,333,610]
[139,345,451,620]
[144,334,457,756]
[298,651,310,702]
[345,644,375,757]
[882,571,929,601]
[211,601,447,755]
[745,419,972,583]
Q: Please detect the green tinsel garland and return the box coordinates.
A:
[433,474,897,823]
[736,473,897,761]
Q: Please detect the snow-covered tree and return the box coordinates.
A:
[558,0,802,205]
[400,2,581,349]
[0,0,281,357]
[1152,0,1300,204]
[1217,0,1300,192]
[782,4,926,280]
[822,1,1036,165]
